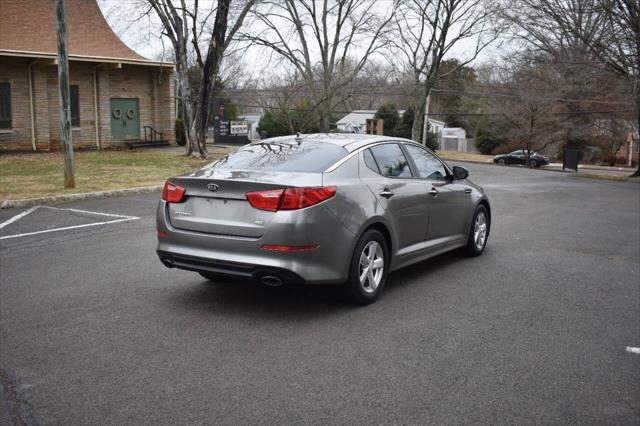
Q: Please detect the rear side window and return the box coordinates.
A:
[370,144,412,178]
[210,139,347,172]
[363,149,380,173]
[404,144,447,181]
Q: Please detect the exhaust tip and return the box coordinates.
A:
[161,258,174,268]
[261,276,283,287]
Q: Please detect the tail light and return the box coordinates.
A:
[162,181,186,203]
[246,186,336,211]
[245,189,285,211]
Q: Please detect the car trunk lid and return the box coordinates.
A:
[166,169,322,238]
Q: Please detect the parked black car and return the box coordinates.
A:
[493,150,550,167]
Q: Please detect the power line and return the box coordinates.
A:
[225,86,631,106]
[230,103,633,117]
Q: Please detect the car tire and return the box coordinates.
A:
[346,229,388,305]
[530,159,537,168]
[498,158,505,165]
[466,205,490,257]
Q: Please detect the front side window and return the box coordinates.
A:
[369,144,412,178]
[209,139,347,172]
[0,82,11,129]
[404,144,447,181]
[70,85,80,127]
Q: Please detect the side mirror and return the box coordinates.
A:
[452,166,469,180]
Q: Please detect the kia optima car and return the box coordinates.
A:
[493,150,549,167]
[157,134,490,304]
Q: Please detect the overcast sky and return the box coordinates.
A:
[97,0,506,79]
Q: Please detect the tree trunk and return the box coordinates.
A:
[176,51,196,157]
[411,102,425,143]
[631,95,640,177]
[192,0,231,159]
[320,107,331,133]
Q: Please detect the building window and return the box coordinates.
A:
[0,82,11,129]
[70,85,80,127]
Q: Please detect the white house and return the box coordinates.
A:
[440,127,475,152]
[336,110,445,135]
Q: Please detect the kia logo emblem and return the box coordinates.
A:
[207,183,220,192]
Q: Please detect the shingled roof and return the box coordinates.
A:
[0,0,153,63]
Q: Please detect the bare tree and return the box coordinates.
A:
[147,0,255,158]
[487,61,566,164]
[240,0,396,132]
[507,0,640,175]
[390,0,501,144]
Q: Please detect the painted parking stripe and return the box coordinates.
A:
[0,206,39,230]
[0,206,140,240]
[626,347,640,354]
[43,205,137,218]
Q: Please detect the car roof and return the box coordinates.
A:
[250,133,414,153]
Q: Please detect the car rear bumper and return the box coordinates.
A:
[156,201,355,285]
[157,250,306,285]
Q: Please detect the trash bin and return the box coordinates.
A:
[563,149,580,172]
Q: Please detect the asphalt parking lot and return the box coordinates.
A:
[1,163,639,425]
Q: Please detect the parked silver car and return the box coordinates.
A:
[157,134,491,304]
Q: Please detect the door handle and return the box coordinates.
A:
[379,189,394,198]
[464,188,472,194]
[429,187,439,197]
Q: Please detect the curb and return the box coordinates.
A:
[0,185,162,209]
[439,157,493,166]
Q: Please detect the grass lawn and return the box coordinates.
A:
[569,172,640,183]
[0,148,230,200]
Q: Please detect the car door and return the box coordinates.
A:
[359,143,429,253]
[402,144,469,244]
[509,150,525,165]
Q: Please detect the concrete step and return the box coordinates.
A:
[125,140,170,149]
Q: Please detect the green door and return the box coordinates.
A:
[110,99,140,140]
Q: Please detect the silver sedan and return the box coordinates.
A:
[157,134,491,304]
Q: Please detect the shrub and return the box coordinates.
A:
[424,128,439,151]
[375,103,400,136]
[604,155,626,166]
[395,108,414,139]
[475,126,505,154]
[175,119,186,146]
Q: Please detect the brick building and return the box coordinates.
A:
[0,0,175,151]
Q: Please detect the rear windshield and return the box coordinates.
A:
[208,140,347,172]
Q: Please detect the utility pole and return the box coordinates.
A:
[56,0,75,189]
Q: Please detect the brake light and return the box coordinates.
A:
[280,186,336,210]
[246,189,285,211]
[246,186,336,211]
[162,181,186,203]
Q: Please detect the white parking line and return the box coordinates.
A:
[0,206,39,230]
[0,206,140,241]
[625,347,640,354]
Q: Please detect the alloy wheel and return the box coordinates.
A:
[474,211,488,251]
[358,241,384,293]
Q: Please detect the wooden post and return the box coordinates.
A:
[56,0,75,188]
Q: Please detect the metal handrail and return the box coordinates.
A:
[143,126,164,143]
